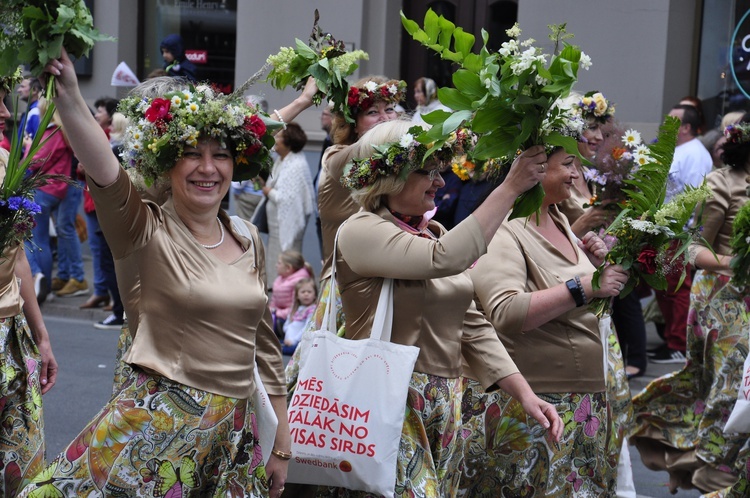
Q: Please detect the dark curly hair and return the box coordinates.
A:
[720,112,750,170]
[281,122,307,153]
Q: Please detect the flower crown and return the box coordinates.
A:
[724,123,750,145]
[0,66,23,93]
[346,79,407,120]
[575,91,615,122]
[118,84,279,185]
[341,126,474,190]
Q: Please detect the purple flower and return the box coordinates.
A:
[7,197,23,211]
[21,199,41,214]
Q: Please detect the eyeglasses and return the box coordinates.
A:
[413,168,442,181]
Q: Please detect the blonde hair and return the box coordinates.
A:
[109,112,129,142]
[37,98,69,143]
[279,250,314,279]
[330,75,390,146]
[721,111,745,130]
[348,119,414,212]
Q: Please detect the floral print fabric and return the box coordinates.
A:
[0,313,45,497]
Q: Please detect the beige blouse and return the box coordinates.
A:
[469,206,606,393]
[88,169,285,399]
[688,164,750,269]
[335,208,519,388]
[318,144,361,279]
[0,152,22,318]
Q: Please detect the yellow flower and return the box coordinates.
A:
[594,94,608,116]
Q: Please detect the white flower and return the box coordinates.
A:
[388,84,398,95]
[580,52,592,70]
[520,38,535,48]
[635,144,650,156]
[499,39,518,57]
[634,152,650,166]
[364,81,378,92]
[171,95,182,106]
[535,74,549,86]
[181,90,193,101]
[622,129,642,147]
[746,235,750,244]
[187,102,200,113]
[506,23,521,39]
[399,133,414,148]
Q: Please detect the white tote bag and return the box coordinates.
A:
[286,227,420,496]
[724,325,750,434]
[231,216,278,465]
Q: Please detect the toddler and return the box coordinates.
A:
[282,278,318,355]
[270,250,313,337]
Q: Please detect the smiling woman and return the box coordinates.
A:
[15,48,319,498]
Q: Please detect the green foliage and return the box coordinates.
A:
[730,201,750,289]
[401,9,586,219]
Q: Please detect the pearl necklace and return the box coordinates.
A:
[200,217,225,249]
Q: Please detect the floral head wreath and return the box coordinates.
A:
[345,79,407,122]
[575,91,615,123]
[341,126,474,190]
[724,122,750,145]
[118,84,279,185]
[0,67,23,94]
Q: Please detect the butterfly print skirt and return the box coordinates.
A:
[631,270,750,494]
[17,366,271,497]
[0,313,46,497]
[317,373,464,498]
[602,313,634,460]
[459,380,615,497]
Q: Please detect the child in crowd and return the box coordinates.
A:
[282,278,318,355]
[270,250,314,337]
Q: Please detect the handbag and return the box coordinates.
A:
[251,197,269,234]
[724,324,750,434]
[286,225,420,496]
[231,216,278,464]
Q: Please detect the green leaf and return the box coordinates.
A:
[424,9,440,43]
[453,28,475,58]
[400,12,420,36]
[438,16,456,48]
[442,110,472,135]
[452,69,485,99]
[295,38,317,59]
[472,104,514,133]
[437,87,474,111]
[441,48,463,63]
[473,132,517,160]
[509,184,545,220]
[419,109,452,126]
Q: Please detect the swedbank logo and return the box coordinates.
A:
[294,456,353,472]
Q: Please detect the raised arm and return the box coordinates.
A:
[44,48,120,186]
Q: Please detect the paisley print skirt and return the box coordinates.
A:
[316,373,463,498]
[17,366,271,497]
[0,313,45,497]
[631,271,750,493]
[459,379,615,497]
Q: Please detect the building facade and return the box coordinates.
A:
[79,0,746,144]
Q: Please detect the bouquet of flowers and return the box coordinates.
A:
[401,11,590,219]
[0,0,111,258]
[266,10,368,119]
[584,127,651,208]
[730,201,750,290]
[589,117,714,317]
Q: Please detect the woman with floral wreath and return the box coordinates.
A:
[18,49,317,498]
[630,116,750,495]
[410,77,450,126]
[462,107,630,496]
[0,69,58,497]
[317,119,561,497]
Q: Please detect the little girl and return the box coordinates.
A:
[282,278,317,355]
[270,250,314,337]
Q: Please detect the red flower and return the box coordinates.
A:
[144,98,172,123]
[347,87,360,106]
[380,86,390,98]
[636,246,658,274]
[244,141,262,157]
[245,115,266,137]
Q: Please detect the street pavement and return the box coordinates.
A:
[38,231,705,497]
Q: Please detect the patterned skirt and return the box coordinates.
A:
[113,326,134,396]
[285,277,345,404]
[17,366,271,498]
[316,373,464,498]
[603,314,634,453]
[459,380,615,497]
[0,313,45,497]
[630,270,750,493]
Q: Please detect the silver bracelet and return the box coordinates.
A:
[273,109,287,130]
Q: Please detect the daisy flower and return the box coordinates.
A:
[622,129,642,147]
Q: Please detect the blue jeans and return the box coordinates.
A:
[85,211,123,319]
[25,186,85,283]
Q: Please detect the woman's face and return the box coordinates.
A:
[542,148,579,204]
[579,122,603,158]
[169,138,234,212]
[414,84,426,106]
[355,101,398,136]
[386,163,445,216]
[274,130,290,157]
[95,106,112,129]
[0,90,8,136]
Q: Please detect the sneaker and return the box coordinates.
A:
[55,278,89,297]
[51,277,66,292]
[650,348,687,364]
[33,273,48,305]
[94,314,126,330]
